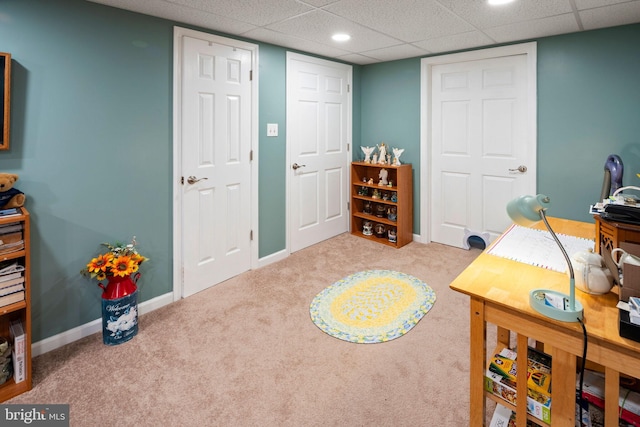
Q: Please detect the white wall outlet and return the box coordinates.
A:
[267,123,278,137]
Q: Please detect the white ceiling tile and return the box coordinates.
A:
[362,43,429,62]
[90,0,256,34]
[413,31,496,54]
[325,0,474,42]
[335,53,380,65]
[299,0,342,7]
[580,2,640,29]
[168,0,313,26]
[266,10,400,53]
[241,27,351,57]
[88,0,640,64]
[485,13,581,43]
[575,0,639,10]
[437,0,574,29]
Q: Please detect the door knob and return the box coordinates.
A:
[187,176,208,184]
[292,163,306,170]
[508,165,527,173]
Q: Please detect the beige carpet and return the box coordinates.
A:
[7,233,486,426]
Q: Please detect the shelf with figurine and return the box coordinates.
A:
[351,143,412,248]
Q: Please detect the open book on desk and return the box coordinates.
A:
[487,224,595,273]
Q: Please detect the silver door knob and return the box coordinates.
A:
[508,165,527,173]
[187,176,208,184]
[292,163,306,170]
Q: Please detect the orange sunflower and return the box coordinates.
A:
[86,253,114,276]
[110,255,138,278]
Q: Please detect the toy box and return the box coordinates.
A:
[484,346,552,424]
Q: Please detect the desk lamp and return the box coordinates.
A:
[506,194,584,322]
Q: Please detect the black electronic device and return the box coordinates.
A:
[601,204,640,225]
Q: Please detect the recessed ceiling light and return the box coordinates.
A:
[488,0,515,5]
[332,33,351,42]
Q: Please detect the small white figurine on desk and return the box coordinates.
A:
[361,146,375,163]
[393,147,405,165]
[377,142,387,164]
[378,168,388,186]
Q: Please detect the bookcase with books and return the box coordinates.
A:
[0,207,31,401]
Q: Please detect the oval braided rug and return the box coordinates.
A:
[309,270,436,343]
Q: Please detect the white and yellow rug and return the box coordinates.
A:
[309,270,436,343]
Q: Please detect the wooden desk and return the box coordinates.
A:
[450,218,640,427]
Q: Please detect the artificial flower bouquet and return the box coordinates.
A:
[82,237,148,282]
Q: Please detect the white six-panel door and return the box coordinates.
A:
[287,53,351,253]
[424,44,537,248]
[178,30,255,297]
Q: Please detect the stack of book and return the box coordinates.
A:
[0,207,21,219]
[0,220,24,256]
[0,261,25,307]
[485,346,553,424]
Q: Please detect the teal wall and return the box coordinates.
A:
[360,58,422,231]
[0,0,350,342]
[1,0,175,342]
[537,25,640,222]
[359,24,640,231]
[1,0,639,344]
[257,44,287,255]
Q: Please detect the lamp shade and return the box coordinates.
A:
[506,194,551,226]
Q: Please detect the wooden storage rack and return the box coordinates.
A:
[350,162,413,248]
[0,207,32,402]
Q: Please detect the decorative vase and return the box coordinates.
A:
[99,272,139,300]
[99,273,140,346]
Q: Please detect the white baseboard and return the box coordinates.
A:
[257,247,288,268]
[32,292,174,357]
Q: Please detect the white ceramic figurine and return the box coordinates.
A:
[361,146,375,163]
[393,148,405,165]
[378,168,388,186]
[377,142,387,164]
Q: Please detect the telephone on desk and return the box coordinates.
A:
[602,204,640,225]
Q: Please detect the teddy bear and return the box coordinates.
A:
[0,173,25,209]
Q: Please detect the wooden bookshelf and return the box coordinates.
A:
[0,207,32,401]
[350,162,413,248]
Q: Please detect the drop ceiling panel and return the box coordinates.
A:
[484,13,581,43]
[362,44,430,62]
[324,0,475,42]
[242,27,352,58]
[170,0,314,26]
[580,1,640,29]
[413,31,496,54]
[437,0,574,29]
[266,10,401,52]
[89,0,640,64]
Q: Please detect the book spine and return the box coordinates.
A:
[9,320,25,383]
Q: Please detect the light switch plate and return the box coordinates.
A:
[267,123,278,137]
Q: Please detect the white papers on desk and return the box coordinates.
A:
[487,224,595,273]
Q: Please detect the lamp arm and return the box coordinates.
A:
[539,210,576,311]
